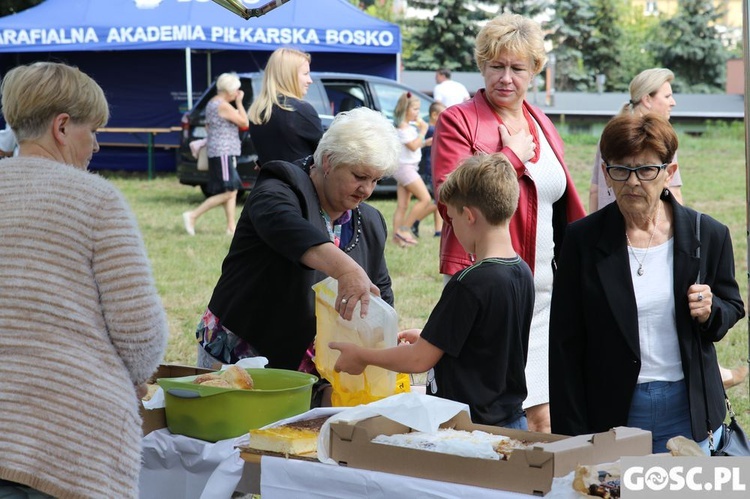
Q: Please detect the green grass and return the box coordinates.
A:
[104,123,750,429]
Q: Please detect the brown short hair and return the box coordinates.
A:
[600,113,678,165]
[439,153,519,225]
[1,62,109,141]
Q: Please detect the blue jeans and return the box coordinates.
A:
[627,380,718,454]
[504,415,528,431]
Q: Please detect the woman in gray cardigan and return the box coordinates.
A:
[0,62,168,498]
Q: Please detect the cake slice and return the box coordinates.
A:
[247,416,329,455]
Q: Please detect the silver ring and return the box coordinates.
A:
[341,298,348,305]
[698,293,704,302]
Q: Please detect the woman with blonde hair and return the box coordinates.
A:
[431,13,586,432]
[248,47,323,166]
[589,68,682,211]
[183,72,248,236]
[391,91,436,246]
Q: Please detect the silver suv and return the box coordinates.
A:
[177,72,433,196]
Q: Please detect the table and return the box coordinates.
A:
[97,127,180,179]
[258,455,579,498]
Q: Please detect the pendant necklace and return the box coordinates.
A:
[625,203,661,277]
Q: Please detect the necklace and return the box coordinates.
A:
[625,204,661,276]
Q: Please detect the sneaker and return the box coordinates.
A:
[182,211,195,236]
[411,220,420,238]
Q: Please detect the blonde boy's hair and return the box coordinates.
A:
[439,153,519,225]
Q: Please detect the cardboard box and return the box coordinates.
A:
[140,364,214,436]
[328,411,651,496]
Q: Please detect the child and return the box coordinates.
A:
[413,101,446,238]
[331,153,534,429]
[391,92,437,247]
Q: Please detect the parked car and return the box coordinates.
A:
[177,72,434,196]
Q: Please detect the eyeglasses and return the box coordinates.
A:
[605,163,667,182]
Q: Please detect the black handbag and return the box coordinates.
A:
[712,398,750,456]
[694,212,750,456]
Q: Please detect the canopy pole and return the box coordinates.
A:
[185,48,193,110]
[743,0,749,401]
[207,52,213,87]
[396,52,401,83]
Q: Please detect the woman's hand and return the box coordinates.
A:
[499,123,535,163]
[235,89,245,105]
[688,284,712,323]
[329,342,366,374]
[335,267,379,321]
[398,328,422,344]
[135,382,148,399]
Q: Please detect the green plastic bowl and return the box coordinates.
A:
[157,368,317,442]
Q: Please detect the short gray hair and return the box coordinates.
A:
[314,107,399,176]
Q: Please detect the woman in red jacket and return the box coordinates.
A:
[431,13,585,433]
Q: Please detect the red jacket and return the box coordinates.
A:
[432,90,586,276]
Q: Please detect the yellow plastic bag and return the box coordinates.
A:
[329,371,411,407]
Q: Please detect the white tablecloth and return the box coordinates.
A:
[139,429,246,499]
[260,455,580,499]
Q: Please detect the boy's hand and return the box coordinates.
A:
[329,342,366,375]
[397,328,421,345]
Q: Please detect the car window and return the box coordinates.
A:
[370,82,431,122]
[320,81,368,115]
[304,82,334,118]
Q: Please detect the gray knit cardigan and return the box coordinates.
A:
[0,157,168,498]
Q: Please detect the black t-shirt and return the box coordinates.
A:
[250,97,323,166]
[421,256,534,426]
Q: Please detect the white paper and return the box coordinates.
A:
[317,392,470,464]
[139,428,245,499]
[260,455,579,499]
[221,357,269,370]
[142,386,165,410]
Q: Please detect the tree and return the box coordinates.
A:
[614,6,660,89]
[496,0,550,19]
[585,0,627,92]
[649,0,729,93]
[405,0,494,71]
[546,0,596,91]
[0,0,42,17]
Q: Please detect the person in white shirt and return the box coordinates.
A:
[0,123,17,157]
[433,68,470,107]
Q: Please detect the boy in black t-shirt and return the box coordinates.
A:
[331,153,534,428]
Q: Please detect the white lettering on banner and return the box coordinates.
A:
[0,27,98,46]
[0,26,393,48]
[106,25,206,43]
[325,29,394,47]
[209,27,320,45]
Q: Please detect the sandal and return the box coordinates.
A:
[394,232,418,246]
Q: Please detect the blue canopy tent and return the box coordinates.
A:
[0,0,401,171]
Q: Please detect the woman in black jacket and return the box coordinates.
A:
[196,107,400,382]
[549,113,744,453]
